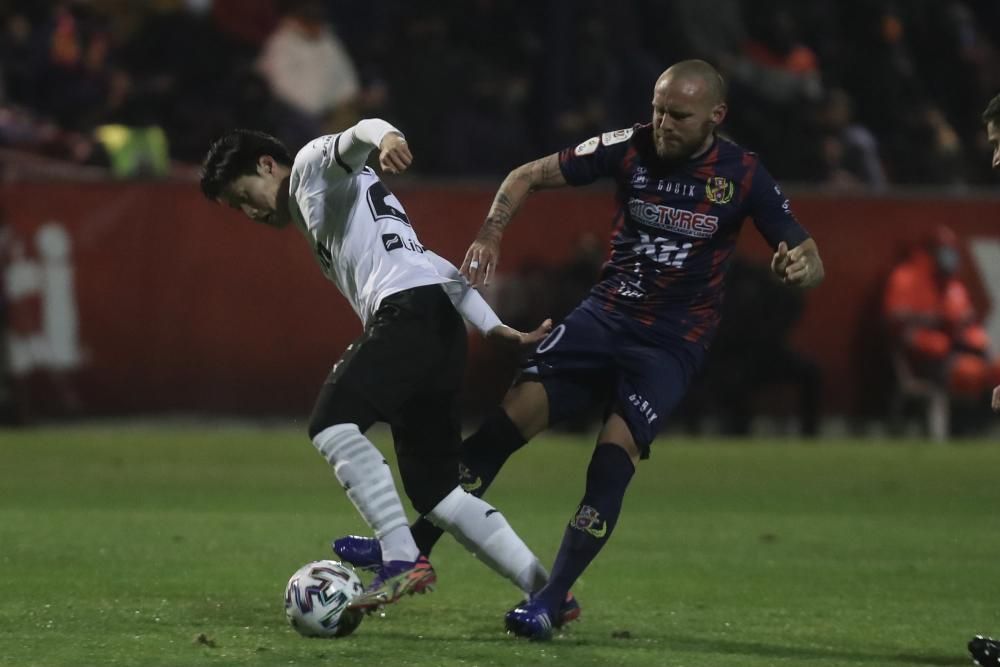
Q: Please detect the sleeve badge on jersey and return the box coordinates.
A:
[574,136,600,156]
[705,176,735,204]
[601,128,634,146]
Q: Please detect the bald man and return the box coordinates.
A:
[335,60,825,639]
[969,91,1000,667]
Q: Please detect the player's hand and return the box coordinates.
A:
[486,319,553,347]
[379,133,412,174]
[992,385,1000,412]
[782,243,823,287]
[461,231,502,287]
[771,241,790,279]
[772,239,824,288]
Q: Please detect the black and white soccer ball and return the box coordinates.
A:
[284,560,365,638]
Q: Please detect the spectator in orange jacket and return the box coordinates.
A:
[883,226,1000,399]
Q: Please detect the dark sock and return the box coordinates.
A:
[459,406,528,492]
[536,443,635,612]
[411,407,528,555]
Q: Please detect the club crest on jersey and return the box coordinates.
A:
[705,176,734,204]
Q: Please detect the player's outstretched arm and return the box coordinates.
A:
[771,238,825,289]
[486,319,554,347]
[462,154,568,287]
[992,385,1000,412]
[424,249,551,345]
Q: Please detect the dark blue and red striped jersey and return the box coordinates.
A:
[557,123,811,347]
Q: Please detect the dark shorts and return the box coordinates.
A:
[520,298,705,457]
[308,284,467,463]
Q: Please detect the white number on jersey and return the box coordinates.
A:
[366,179,410,226]
[633,231,692,268]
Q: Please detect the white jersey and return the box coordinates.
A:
[287,120,501,333]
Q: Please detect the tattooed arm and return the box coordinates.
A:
[460,154,567,285]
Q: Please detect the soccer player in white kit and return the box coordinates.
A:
[200,119,557,612]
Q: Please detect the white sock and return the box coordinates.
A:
[377,524,419,564]
[312,424,419,563]
[427,486,548,595]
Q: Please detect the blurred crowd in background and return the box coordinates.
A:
[3,0,1000,435]
[2,0,1000,186]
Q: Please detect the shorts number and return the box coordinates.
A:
[535,324,566,354]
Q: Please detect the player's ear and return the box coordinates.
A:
[257,155,274,176]
[712,102,729,125]
[712,103,728,126]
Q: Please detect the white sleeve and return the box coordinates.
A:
[331,118,402,174]
[425,251,502,335]
[292,119,403,189]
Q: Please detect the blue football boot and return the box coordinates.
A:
[504,597,556,641]
[331,535,382,571]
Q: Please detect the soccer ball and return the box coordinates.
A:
[284,560,365,638]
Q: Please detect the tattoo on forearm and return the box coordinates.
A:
[493,192,514,219]
[485,191,514,233]
[538,156,561,185]
[482,154,563,238]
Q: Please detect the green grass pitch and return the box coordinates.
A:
[1,426,999,667]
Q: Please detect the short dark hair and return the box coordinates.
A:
[983,93,1000,125]
[200,130,292,200]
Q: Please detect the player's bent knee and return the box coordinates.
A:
[502,379,550,439]
[311,423,363,462]
[599,414,643,464]
[307,388,377,440]
[308,414,345,441]
[307,416,330,441]
[307,402,361,440]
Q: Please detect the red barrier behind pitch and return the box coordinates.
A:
[3,182,998,419]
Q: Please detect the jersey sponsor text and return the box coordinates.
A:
[627,197,719,238]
